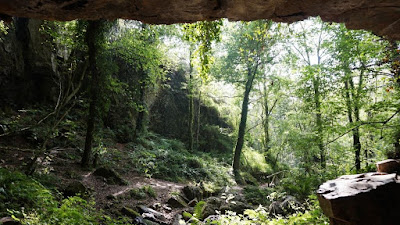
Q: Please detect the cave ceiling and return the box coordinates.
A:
[0,0,399,39]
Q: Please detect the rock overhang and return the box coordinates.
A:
[0,0,399,39]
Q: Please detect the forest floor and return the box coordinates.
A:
[0,136,245,224]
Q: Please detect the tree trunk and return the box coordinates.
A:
[233,68,256,184]
[313,75,325,168]
[196,90,201,149]
[390,41,400,158]
[135,78,147,138]
[353,106,361,171]
[188,49,194,151]
[262,81,270,152]
[81,20,102,167]
[350,71,363,171]
[344,73,362,171]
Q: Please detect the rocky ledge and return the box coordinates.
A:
[0,0,399,39]
[317,160,400,225]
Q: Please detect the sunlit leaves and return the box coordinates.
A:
[182,20,223,79]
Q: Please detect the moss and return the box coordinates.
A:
[0,168,55,217]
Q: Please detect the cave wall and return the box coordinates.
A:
[0,18,56,108]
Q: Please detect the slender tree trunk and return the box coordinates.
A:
[312,75,325,168]
[188,49,194,151]
[233,68,256,183]
[196,90,201,149]
[350,71,363,171]
[82,20,102,167]
[135,78,147,138]
[344,73,362,171]
[262,81,270,152]
[353,106,361,171]
[390,41,400,158]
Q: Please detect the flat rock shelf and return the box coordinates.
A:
[317,172,400,225]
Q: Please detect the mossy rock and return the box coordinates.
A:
[63,181,89,198]
[182,185,203,201]
[167,195,188,208]
[93,167,128,185]
[121,206,141,218]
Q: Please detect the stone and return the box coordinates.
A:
[280,195,302,215]
[202,197,223,218]
[121,206,141,218]
[171,214,183,225]
[106,194,117,200]
[0,1,399,39]
[268,201,284,216]
[63,181,89,197]
[132,217,147,225]
[182,185,203,201]
[317,172,400,225]
[188,198,198,207]
[137,205,167,222]
[220,201,252,215]
[376,159,400,173]
[0,217,20,225]
[93,167,128,185]
[167,195,188,208]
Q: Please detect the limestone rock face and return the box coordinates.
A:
[317,172,400,225]
[0,0,399,39]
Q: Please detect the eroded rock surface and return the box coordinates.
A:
[317,172,400,225]
[0,1,399,39]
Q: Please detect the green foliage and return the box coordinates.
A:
[0,168,132,225]
[241,147,273,177]
[198,195,328,225]
[193,200,207,220]
[243,186,275,206]
[40,20,88,51]
[0,168,55,217]
[279,168,330,200]
[130,185,156,199]
[128,133,234,186]
[182,20,223,79]
[198,124,233,153]
[16,197,99,225]
[0,21,8,36]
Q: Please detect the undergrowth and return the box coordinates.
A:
[128,133,234,186]
[0,168,130,225]
[200,195,328,225]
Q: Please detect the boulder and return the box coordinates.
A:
[202,196,252,219]
[188,198,198,207]
[182,185,203,201]
[268,201,284,216]
[202,197,223,219]
[317,172,400,225]
[93,167,128,185]
[137,205,167,222]
[63,181,89,197]
[220,201,251,215]
[280,195,302,215]
[0,217,20,225]
[171,214,183,225]
[376,159,400,173]
[167,195,188,208]
[121,206,141,218]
